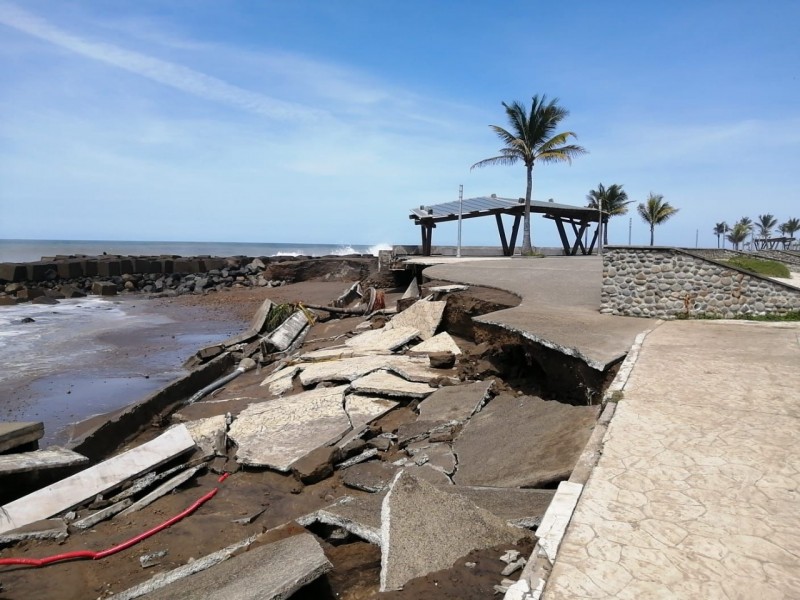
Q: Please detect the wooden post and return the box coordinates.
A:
[554,218,571,255]
[508,215,522,255]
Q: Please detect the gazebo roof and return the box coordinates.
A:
[409,195,601,225]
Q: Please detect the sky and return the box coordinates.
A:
[1,1,798,249]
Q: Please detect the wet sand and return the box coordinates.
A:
[2,281,349,446]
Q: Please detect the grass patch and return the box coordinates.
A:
[723,256,790,278]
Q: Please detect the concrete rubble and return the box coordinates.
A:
[417,379,494,422]
[228,385,351,470]
[344,325,420,351]
[379,471,527,591]
[0,448,89,475]
[0,425,196,535]
[453,394,600,488]
[144,533,331,600]
[350,370,435,399]
[0,421,44,453]
[409,331,463,355]
[181,415,228,457]
[388,299,446,339]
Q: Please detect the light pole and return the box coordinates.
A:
[456,184,463,258]
[598,198,603,256]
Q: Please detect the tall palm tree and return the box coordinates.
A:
[586,183,632,245]
[780,217,800,239]
[637,193,679,246]
[471,95,587,254]
[727,219,751,250]
[713,222,729,249]
[756,214,778,239]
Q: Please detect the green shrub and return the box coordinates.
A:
[723,257,790,278]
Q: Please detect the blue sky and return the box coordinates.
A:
[1,1,798,249]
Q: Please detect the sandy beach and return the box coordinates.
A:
[1,281,351,446]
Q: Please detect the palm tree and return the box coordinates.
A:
[586,184,632,245]
[756,214,778,239]
[780,217,800,239]
[727,219,752,250]
[637,193,679,246]
[713,222,729,249]
[471,95,587,254]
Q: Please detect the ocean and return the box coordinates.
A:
[0,239,393,263]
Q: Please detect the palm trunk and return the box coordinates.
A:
[521,163,533,254]
[649,224,655,246]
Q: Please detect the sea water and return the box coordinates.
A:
[0,239,393,263]
[0,297,242,445]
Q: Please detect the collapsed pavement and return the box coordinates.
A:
[0,274,616,599]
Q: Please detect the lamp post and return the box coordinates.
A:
[456,184,463,258]
[598,198,603,256]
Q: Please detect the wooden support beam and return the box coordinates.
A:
[495,214,509,256]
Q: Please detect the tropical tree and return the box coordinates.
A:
[780,217,800,239]
[756,214,778,239]
[471,95,587,254]
[637,193,679,246]
[586,183,632,245]
[727,219,752,250]
[713,222,729,249]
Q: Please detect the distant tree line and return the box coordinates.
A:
[713,215,800,250]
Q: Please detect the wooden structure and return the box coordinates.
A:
[409,195,606,256]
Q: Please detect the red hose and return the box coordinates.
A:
[0,474,229,568]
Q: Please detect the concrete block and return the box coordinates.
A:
[351,370,435,399]
[417,380,493,423]
[453,394,600,489]
[379,471,525,591]
[228,386,351,470]
[137,533,331,600]
[92,281,118,296]
[390,300,446,340]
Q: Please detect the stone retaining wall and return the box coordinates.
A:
[601,247,800,318]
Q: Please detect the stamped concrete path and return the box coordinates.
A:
[545,320,800,599]
[420,257,646,371]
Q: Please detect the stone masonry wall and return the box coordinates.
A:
[601,247,800,319]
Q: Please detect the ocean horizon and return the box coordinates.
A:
[0,238,394,263]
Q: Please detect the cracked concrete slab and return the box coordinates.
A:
[453,394,599,488]
[408,331,463,355]
[405,440,457,475]
[228,385,351,470]
[147,533,331,600]
[417,380,493,423]
[345,394,398,430]
[389,300,446,340]
[383,355,459,384]
[298,495,383,546]
[259,365,300,396]
[350,370,435,399]
[345,326,420,352]
[181,415,228,457]
[298,355,389,386]
[379,470,527,591]
[342,460,453,492]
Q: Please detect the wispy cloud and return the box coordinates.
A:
[0,2,325,122]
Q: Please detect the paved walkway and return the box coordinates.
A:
[545,320,800,599]
[423,257,646,370]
